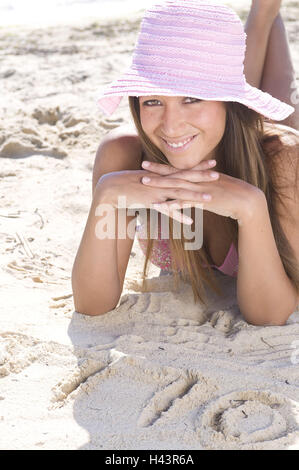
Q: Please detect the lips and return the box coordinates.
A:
[161,135,197,152]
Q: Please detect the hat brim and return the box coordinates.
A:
[97,69,294,121]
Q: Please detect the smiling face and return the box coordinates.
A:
[139,96,227,169]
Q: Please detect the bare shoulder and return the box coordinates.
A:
[97,123,142,162]
[264,121,299,146]
[92,124,143,194]
[263,121,299,168]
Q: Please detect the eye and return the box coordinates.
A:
[141,97,202,106]
[141,99,162,106]
[184,97,202,103]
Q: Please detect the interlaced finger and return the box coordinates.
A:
[142,176,214,201]
[165,169,219,182]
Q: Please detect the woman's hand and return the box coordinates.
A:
[140,160,266,225]
[94,159,220,225]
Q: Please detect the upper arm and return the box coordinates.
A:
[273,138,299,302]
[92,126,143,289]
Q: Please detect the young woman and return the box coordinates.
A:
[72,0,299,326]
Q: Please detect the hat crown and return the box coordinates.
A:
[97,0,294,121]
[143,0,244,36]
[132,0,247,88]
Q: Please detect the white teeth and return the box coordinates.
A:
[166,137,193,148]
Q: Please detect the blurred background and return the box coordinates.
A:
[0,0,155,25]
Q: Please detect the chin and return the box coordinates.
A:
[166,156,204,170]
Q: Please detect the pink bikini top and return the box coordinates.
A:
[135,222,238,278]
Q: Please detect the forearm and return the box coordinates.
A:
[72,193,121,316]
[237,194,298,326]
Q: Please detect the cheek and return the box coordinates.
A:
[204,106,226,141]
[140,113,149,133]
[140,109,157,136]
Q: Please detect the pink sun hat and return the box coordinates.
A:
[97,0,294,121]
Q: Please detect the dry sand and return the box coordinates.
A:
[1,1,299,450]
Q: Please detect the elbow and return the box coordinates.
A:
[246,317,288,327]
[239,290,299,327]
[72,292,121,317]
[72,274,121,317]
[240,308,291,327]
[74,301,119,317]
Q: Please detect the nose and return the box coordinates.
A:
[160,102,186,137]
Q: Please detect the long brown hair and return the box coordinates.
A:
[129,96,299,305]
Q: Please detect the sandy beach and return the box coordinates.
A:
[1,0,299,450]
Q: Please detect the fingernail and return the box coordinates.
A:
[203,194,212,201]
[142,177,151,183]
[211,172,219,178]
[209,160,216,166]
[183,218,193,225]
[142,161,150,168]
